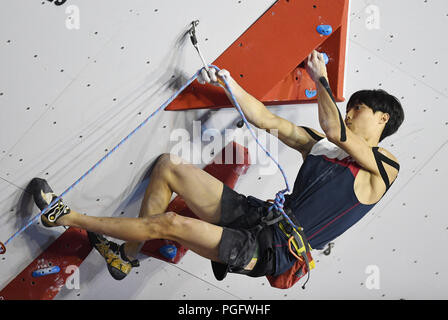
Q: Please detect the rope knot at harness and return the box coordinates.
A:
[268,189,301,231]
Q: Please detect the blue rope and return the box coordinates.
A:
[211,65,296,230]
[2,65,294,251]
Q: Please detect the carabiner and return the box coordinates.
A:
[188,20,212,78]
[189,20,200,47]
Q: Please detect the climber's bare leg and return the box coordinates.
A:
[58,153,226,261]
[57,209,224,262]
[122,153,225,259]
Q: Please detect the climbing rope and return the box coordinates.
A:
[0,22,293,254]
[214,66,295,228]
[0,65,292,254]
[0,68,201,254]
[189,20,294,228]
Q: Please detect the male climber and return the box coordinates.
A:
[30,50,404,283]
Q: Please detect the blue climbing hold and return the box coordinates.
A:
[305,89,317,98]
[160,244,177,260]
[321,52,329,65]
[317,25,333,36]
[32,266,61,278]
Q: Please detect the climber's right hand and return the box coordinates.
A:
[197,68,231,86]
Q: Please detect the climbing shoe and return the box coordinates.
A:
[29,178,71,228]
[87,231,140,280]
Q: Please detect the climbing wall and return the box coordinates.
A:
[1,0,448,300]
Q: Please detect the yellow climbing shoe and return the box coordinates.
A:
[87,231,139,280]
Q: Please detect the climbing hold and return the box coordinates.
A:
[305,89,317,98]
[159,244,177,260]
[0,242,5,254]
[316,25,333,36]
[32,266,61,278]
[321,52,329,65]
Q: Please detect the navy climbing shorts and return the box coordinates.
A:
[211,184,276,280]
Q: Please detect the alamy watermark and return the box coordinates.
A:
[65,265,80,290]
[169,121,280,176]
[365,264,380,290]
[365,5,380,30]
[65,5,80,30]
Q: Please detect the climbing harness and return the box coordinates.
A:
[262,200,314,289]
[1,21,305,289]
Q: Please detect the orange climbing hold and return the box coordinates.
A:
[166,0,349,110]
